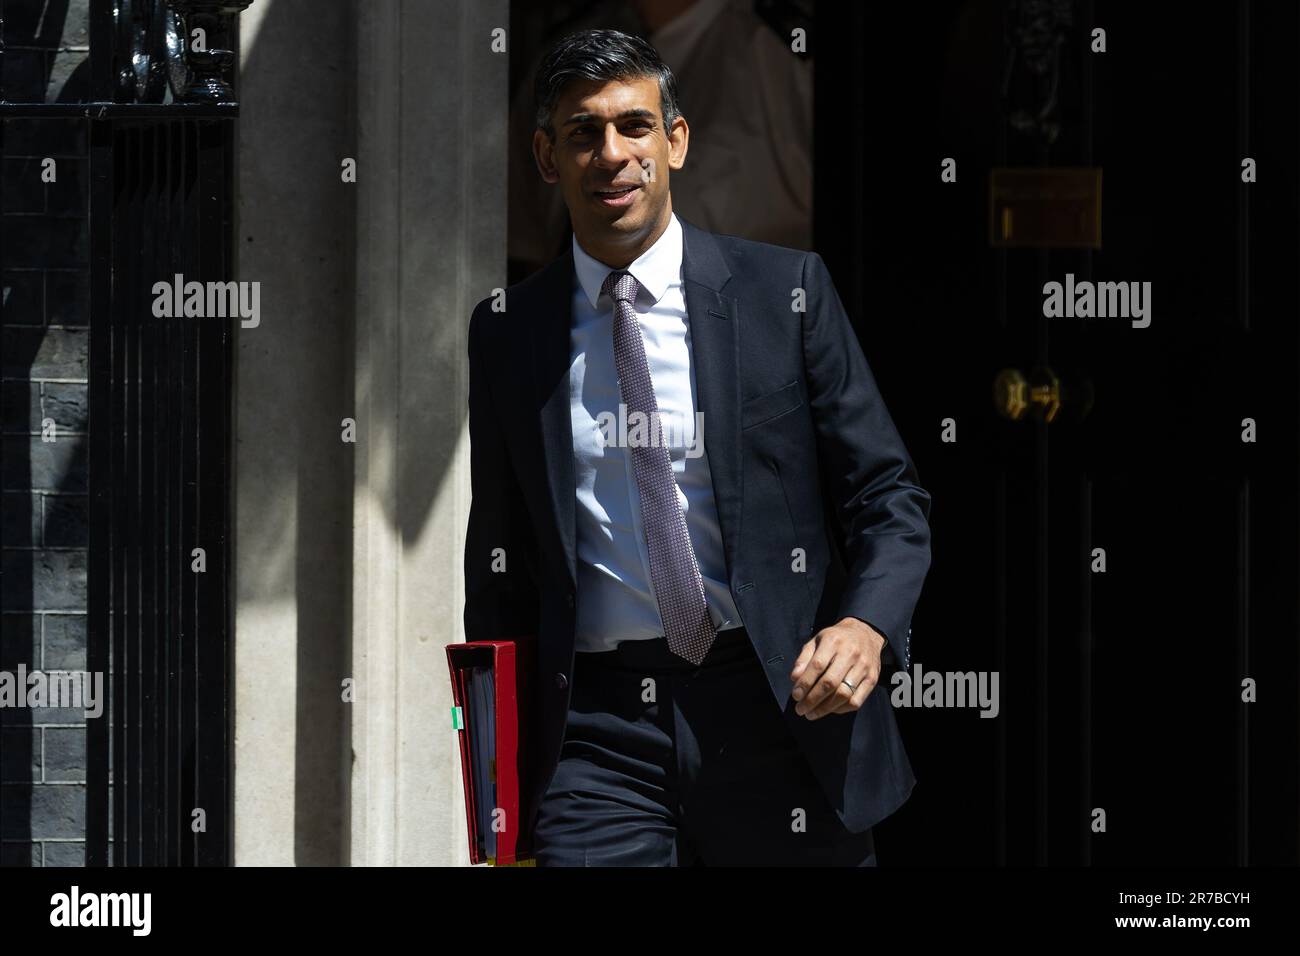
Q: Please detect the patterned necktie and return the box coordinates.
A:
[603,269,716,666]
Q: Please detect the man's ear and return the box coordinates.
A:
[533,128,560,184]
[667,115,689,171]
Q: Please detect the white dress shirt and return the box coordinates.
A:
[569,211,744,652]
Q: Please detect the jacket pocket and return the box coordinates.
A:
[741,380,802,430]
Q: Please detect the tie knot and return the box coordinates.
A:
[602,270,639,305]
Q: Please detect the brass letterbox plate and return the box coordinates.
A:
[989,167,1102,248]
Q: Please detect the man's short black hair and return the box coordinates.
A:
[534,28,681,140]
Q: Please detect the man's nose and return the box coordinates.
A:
[594,125,632,165]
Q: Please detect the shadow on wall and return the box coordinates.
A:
[237,0,357,867]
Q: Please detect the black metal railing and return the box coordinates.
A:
[1,0,250,865]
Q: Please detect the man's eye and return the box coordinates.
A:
[573,123,649,136]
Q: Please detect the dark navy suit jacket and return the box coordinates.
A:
[464,215,932,839]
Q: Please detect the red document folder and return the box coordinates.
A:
[445,637,536,865]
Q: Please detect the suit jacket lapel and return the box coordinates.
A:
[679,217,741,585]
[530,246,580,590]
[529,215,741,597]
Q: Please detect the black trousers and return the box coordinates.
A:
[532,625,878,866]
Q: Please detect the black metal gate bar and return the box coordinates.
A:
[165,119,184,865]
[85,110,115,873]
[110,119,132,866]
[158,118,177,865]
[2,0,247,866]
[141,123,160,867]
[178,117,198,866]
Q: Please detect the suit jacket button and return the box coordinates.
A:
[554,672,568,690]
[565,593,574,609]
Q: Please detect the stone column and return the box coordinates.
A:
[235,0,506,866]
[234,0,357,866]
[350,0,508,866]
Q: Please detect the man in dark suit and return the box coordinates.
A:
[464,28,931,866]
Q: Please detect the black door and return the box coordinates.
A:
[816,0,1299,865]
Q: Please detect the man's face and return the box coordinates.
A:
[533,75,688,263]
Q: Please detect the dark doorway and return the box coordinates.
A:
[816,0,1300,865]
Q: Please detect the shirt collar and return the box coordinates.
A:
[573,211,682,311]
